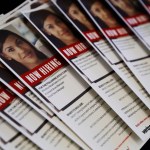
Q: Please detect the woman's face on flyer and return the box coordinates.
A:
[110,0,133,10]
[68,3,87,22]
[43,14,76,44]
[2,34,39,66]
[90,1,118,27]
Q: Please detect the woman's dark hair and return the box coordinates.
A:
[0,66,16,83]
[56,0,73,14]
[29,9,82,48]
[77,0,109,28]
[31,2,42,9]
[29,9,51,30]
[0,29,47,75]
[80,0,97,11]
[110,0,142,17]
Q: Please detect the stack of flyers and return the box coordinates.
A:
[0,8,142,150]
[0,0,150,149]
[22,2,150,141]
[77,0,150,97]
[0,117,40,150]
[0,2,91,149]
[0,83,85,150]
[0,55,91,150]
[106,0,150,50]
[52,0,150,111]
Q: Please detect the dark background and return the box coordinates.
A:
[0,0,26,14]
[0,0,150,149]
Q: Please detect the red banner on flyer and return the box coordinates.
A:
[0,88,16,111]
[104,27,129,39]
[21,55,65,86]
[125,14,150,26]
[9,80,27,94]
[83,30,102,42]
[59,41,89,59]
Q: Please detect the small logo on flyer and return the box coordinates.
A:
[142,125,150,134]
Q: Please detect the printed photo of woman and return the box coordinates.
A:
[109,0,140,17]
[81,0,120,28]
[0,30,48,75]
[56,0,95,31]
[29,9,80,48]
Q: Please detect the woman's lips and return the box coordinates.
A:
[23,51,34,59]
[60,29,72,36]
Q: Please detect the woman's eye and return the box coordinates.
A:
[48,25,53,29]
[7,48,14,52]
[73,10,78,15]
[95,8,100,12]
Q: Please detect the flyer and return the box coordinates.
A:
[0,84,81,150]
[0,117,40,150]
[0,64,91,150]
[0,16,143,150]
[0,15,91,150]
[139,0,150,14]
[78,0,150,95]
[52,0,150,110]
[22,4,150,140]
[105,0,150,51]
